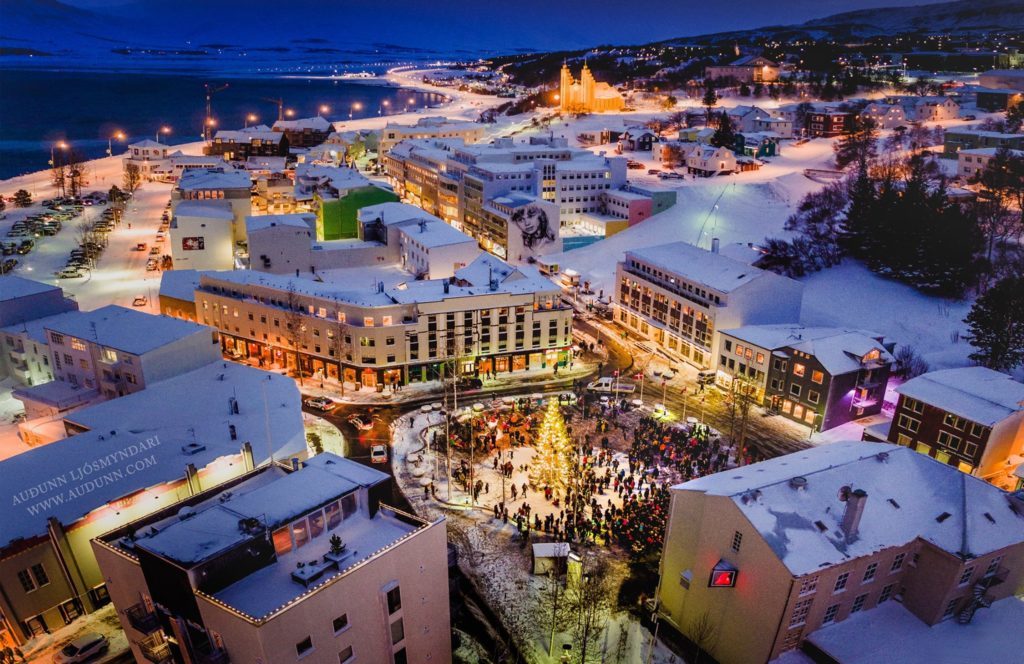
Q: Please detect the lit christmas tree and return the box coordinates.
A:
[530,400,573,490]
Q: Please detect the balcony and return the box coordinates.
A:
[979,566,1010,589]
[138,636,173,664]
[851,394,879,409]
[125,603,161,634]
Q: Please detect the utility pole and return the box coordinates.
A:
[204,83,229,141]
[262,97,285,122]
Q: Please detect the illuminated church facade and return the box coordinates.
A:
[559,63,625,113]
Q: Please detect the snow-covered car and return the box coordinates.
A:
[370,445,388,464]
[347,414,374,431]
[304,396,335,411]
[52,632,108,663]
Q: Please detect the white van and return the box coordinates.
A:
[587,377,636,394]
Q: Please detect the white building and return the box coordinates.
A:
[11,305,220,420]
[150,152,226,183]
[957,147,1023,178]
[686,145,737,177]
[93,453,451,664]
[171,168,253,241]
[0,277,78,384]
[379,116,485,154]
[122,139,172,180]
[614,242,803,369]
[169,200,237,271]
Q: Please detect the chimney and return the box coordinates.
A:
[841,489,868,542]
[443,279,450,294]
[711,238,720,254]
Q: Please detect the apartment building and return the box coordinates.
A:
[657,441,1024,664]
[614,242,803,369]
[158,269,201,322]
[123,140,172,180]
[943,128,1024,156]
[205,129,289,161]
[384,136,651,262]
[11,305,220,420]
[272,116,333,148]
[807,111,854,137]
[0,277,78,383]
[92,453,449,664]
[861,102,908,129]
[378,116,485,155]
[171,168,253,239]
[705,55,781,83]
[871,366,1024,490]
[0,362,304,647]
[169,200,237,271]
[956,147,1022,178]
[196,252,572,388]
[293,164,397,240]
[716,325,894,432]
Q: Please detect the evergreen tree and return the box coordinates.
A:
[965,276,1024,371]
[710,111,737,149]
[1007,102,1024,133]
[702,83,718,123]
[833,117,878,169]
[841,158,878,259]
[739,83,751,97]
[12,190,31,207]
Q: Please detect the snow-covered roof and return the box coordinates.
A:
[214,130,282,143]
[533,542,571,558]
[896,367,1024,427]
[173,199,235,221]
[44,305,209,355]
[176,169,252,192]
[722,325,892,375]
[625,242,770,293]
[2,308,82,345]
[159,269,201,303]
[0,276,60,301]
[358,202,436,227]
[803,596,1024,664]
[137,453,386,564]
[677,441,1024,575]
[128,139,166,150]
[272,116,332,132]
[12,380,97,409]
[399,219,475,248]
[246,213,316,233]
[1,362,303,545]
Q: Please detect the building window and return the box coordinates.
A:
[338,646,354,663]
[879,584,896,603]
[984,556,1003,578]
[959,567,974,586]
[50,332,64,345]
[70,338,87,351]
[798,576,818,596]
[834,572,849,593]
[731,531,742,552]
[863,563,878,583]
[789,598,813,628]
[811,370,824,384]
[17,570,35,593]
[296,636,314,657]
[807,390,820,404]
[851,594,868,613]
[387,586,402,614]
[790,383,802,398]
[904,398,924,414]
[393,648,408,664]
[942,598,961,619]
[333,614,349,634]
[897,414,920,433]
[793,363,806,377]
[891,553,905,573]
[822,604,840,624]
[390,618,405,645]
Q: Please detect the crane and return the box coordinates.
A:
[204,83,230,141]
[261,97,285,123]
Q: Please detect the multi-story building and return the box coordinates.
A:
[171,168,253,239]
[272,116,333,148]
[705,55,781,83]
[293,164,397,240]
[93,452,450,664]
[870,366,1024,489]
[956,147,1023,178]
[169,200,237,271]
[807,111,854,137]
[717,325,894,432]
[10,305,221,421]
[943,128,1024,156]
[614,242,803,369]
[559,63,625,113]
[861,102,909,129]
[122,139,172,180]
[0,362,304,647]
[378,116,485,155]
[158,269,201,322]
[205,129,289,161]
[657,441,1024,664]
[196,252,573,388]
[0,277,78,383]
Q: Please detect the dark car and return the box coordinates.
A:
[458,377,483,390]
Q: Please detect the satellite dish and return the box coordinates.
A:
[838,485,851,502]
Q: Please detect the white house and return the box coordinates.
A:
[169,200,237,271]
[122,139,171,180]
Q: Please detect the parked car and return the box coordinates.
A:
[1,259,18,273]
[132,295,148,307]
[52,632,108,664]
[370,445,388,464]
[136,242,147,251]
[303,396,335,411]
[58,267,84,279]
[16,240,34,254]
[347,414,374,431]
[149,246,161,255]
[962,114,976,121]
[626,160,644,169]
[145,259,159,271]
[458,377,483,390]
[647,168,661,175]
[155,233,166,242]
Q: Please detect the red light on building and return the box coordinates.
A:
[708,560,738,588]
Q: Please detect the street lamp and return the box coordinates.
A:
[156,126,171,143]
[379,99,390,115]
[245,113,259,128]
[319,104,330,118]
[107,131,125,157]
[49,140,68,167]
[349,101,362,120]
[284,108,296,118]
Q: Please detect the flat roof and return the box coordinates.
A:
[1,362,304,545]
[626,242,770,293]
[45,305,209,355]
[246,213,316,233]
[0,276,60,302]
[174,200,235,220]
[177,169,252,191]
[159,269,202,303]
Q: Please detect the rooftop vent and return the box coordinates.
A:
[936,512,952,523]
[181,442,207,456]
[876,452,889,462]
[789,476,808,490]
[177,506,196,521]
[887,498,901,509]
[814,520,827,532]
[840,488,868,542]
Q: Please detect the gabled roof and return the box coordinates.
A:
[678,441,1024,575]
[272,116,332,132]
[177,168,252,191]
[43,304,209,355]
[896,367,1024,426]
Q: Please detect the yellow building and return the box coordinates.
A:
[559,63,625,113]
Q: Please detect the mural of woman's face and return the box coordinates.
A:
[513,205,553,249]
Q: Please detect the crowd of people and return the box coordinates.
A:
[630,416,733,482]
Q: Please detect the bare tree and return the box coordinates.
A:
[567,556,614,663]
[727,378,756,464]
[283,282,307,385]
[66,149,88,198]
[122,162,143,196]
[689,610,719,664]
[328,319,348,395]
[538,569,570,657]
[51,158,68,199]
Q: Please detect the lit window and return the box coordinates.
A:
[793,363,806,377]
[811,370,824,384]
[382,316,393,326]
[70,338,87,352]
[363,317,374,327]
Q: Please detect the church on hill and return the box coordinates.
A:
[559,63,625,114]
